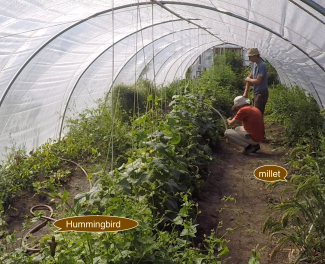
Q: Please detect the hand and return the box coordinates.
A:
[245,77,251,82]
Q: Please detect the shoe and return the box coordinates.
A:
[251,144,260,153]
[241,144,254,155]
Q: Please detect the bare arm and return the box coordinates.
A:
[243,73,252,98]
[227,117,239,126]
[245,75,262,85]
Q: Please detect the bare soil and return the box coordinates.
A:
[3,161,92,249]
[195,124,292,263]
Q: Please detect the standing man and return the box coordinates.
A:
[243,48,268,117]
[225,96,264,155]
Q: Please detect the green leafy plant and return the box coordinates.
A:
[248,244,261,264]
[264,84,323,147]
[263,136,325,263]
[0,57,244,263]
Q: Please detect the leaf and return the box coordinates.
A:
[164,197,178,211]
[155,143,168,154]
[125,159,142,174]
[170,133,181,145]
[147,94,152,101]
[173,216,183,225]
[170,168,181,181]
[118,178,131,194]
[226,227,236,232]
[32,252,45,262]
[161,136,172,144]
[93,256,107,264]
[62,189,69,204]
[248,256,260,264]
[144,142,167,155]
[87,173,93,181]
[74,192,87,205]
[168,118,177,127]
[165,179,179,194]
[148,130,164,139]
[154,172,170,181]
[46,183,56,192]
[136,172,151,185]
[217,246,229,257]
[151,157,169,172]
[114,207,124,217]
[134,114,148,124]
[91,148,97,155]
[176,238,187,247]
[180,224,197,237]
[136,131,147,141]
[100,197,109,208]
[194,257,207,264]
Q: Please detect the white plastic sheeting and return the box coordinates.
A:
[0,0,325,158]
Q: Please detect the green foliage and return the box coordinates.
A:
[262,132,325,263]
[0,63,240,262]
[215,50,248,91]
[265,84,323,147]
[191,67,238,118]
[224,50,243,75]
[185,66,192,80]
[209,63,238,89]
[161,78,189,102]
[0,142,64,209]
[248,245,261,264]
[62,100,132,162]
[112,82,148,115]
[262,82,325,263]
[265,61,280,86]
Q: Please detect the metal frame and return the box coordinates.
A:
[110,28,197,89]
[154,33,212,78]
[300,0,325,16]
[152,1,324,106]
[0,2,152,108]
[58,20,195,139]
[163,40,220,85]
[1,0,325,147]
[155,1,325,73]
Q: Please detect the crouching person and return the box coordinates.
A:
[225,96,264,155]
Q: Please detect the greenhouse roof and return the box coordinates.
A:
[0,0,325,157]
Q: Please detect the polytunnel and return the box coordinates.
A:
[1,0,325,158]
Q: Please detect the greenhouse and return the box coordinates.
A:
[1,0,325,155]
[1,1,325,263]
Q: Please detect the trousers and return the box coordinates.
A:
[252,89,268,116]
[224,126,261,147]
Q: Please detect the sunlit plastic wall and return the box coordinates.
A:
[0,0,325,159]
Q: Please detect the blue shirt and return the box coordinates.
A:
[251,59,268,94]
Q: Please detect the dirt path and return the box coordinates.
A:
[195,126,291,264]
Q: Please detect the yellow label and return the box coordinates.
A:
[54,216,138,232]
[253,165,287,182]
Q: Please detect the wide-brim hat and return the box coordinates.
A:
[246,48,260,57]
[232,96,250,110]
